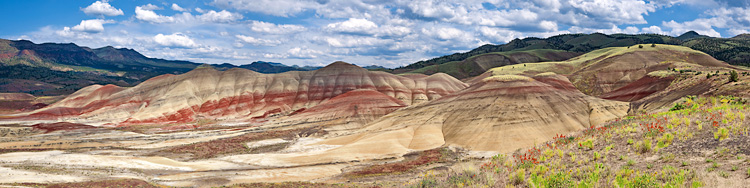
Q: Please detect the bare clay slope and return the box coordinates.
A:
[486,45,732,101]
[17,62,467,126]
[278,73,628,167]
[270,89,409,129]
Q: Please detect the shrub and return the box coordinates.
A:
[670,103,686,111]
[447,170,479,186]
[714,127,729,141]
[579,139,594,150]
[658,133,674,147]
[415,177,438,188]
[692,181,704,187]
[635,138,652,154]
[546,172,574,187]
[593,152,602,161]
[617,173,659,188]
[651,43,656,47]
[719,171,729,178]
[638,45,644,48]
[511,168,525,185]
[730,70,739,82]
[660,153,676,162]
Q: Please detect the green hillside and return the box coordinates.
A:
[405,49,580,79]
[395,31,750,79]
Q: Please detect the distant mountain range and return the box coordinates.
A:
[0,39,390,95]
[392,31,750,79]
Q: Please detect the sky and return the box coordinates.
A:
[1,0,749,68]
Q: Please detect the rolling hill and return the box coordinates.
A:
[482,45,730,98]
[12,62,467,127]
[395,31,750,79]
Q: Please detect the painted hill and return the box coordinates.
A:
[15,61,467,126]
[271,89,409,130]
[269,73,627,168]
[485,44,730,99]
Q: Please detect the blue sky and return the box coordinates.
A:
[1,0,749,68]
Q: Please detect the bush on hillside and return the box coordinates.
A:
[730,70,739,82]
[670,103,686,111]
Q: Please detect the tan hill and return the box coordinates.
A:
[484,44,731,100]
[269,73,628,168]
[13,62,467,126]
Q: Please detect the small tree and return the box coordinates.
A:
[730,70,739,82]
[651,43,656,47]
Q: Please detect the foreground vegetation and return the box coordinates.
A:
[410,95,750,187]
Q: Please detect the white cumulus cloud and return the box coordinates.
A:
[135,5,175,23]
[211,0,320,17]
[171,3,189,12]
[662,20,722,37]
[154,33,198,48]
[71,19,114,33]
[140,4,161,10]
[250,21,307,34]
[326,18,379,35]
[287,47,323,58]
[81,1,124,16]
[641,25,666,34]
[197,10,243,23]
[236,35,281,46]
[479,26,520,43]
[424,27,470,40]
